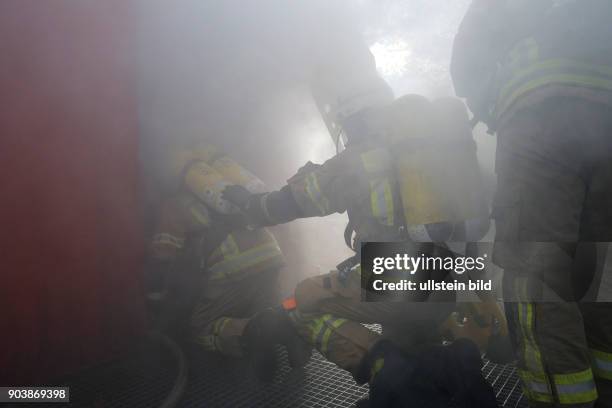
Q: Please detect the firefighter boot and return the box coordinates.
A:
[356,340,421,408]
[242,309,278,382]
[413,338,498,408]
[242,307,311,381]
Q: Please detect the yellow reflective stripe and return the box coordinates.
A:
[213,317,231,336]
[304,173,329,216]
[321,318,348,354]
[591,349,612,380]
[210,243,282,280]
[517,302,553,402]
[220,234,240,257]
[307,314,348,355]
[208,242,282,280]
[370,357,385,382]
[370,179,394,226]
[498,73,612,118]
[308,314,331,347]
[501,59,612,101]
[195,335,217,351]
[519,370,554,403]
[554,368,598,404]
[151,233,184,249]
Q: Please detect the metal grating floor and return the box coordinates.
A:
[47,326,527,408]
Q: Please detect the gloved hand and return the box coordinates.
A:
[222,185,253,210]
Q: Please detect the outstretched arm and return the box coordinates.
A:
[223,157,351,227]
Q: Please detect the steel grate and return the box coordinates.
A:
[48,325,526,407]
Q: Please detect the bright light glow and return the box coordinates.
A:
[369,39,412,79]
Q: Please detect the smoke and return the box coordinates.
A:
[136,0,496,294]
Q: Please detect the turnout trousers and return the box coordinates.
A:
[493,97,612,407]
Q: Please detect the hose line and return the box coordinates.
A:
[147,331,188,408]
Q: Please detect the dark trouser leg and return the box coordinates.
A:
[494,98,612,407]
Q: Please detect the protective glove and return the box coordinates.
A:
[221,185,253,210]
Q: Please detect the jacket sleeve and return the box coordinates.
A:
[250,154,357,226]
[149,193,214,261]
[150,197,189,262]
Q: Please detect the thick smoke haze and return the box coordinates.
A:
[137,0,497,294]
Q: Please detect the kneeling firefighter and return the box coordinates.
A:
[147,144,305,379]
[223,82,507,406]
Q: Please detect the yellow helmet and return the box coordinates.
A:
[163,142,266,214]
[165,143,222,185]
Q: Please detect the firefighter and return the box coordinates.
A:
[223,87,501,406]
[147,144,305,381]
[452,1,612,407]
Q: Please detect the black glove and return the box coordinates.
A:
[222,185,253,210]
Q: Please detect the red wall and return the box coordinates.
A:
[0,1,145,384]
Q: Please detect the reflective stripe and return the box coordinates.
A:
[370,179,394,226]
[308,314,348,356]
[151,233,184,249]
[519,370,554,403]
[516,301,598,405]
[370,357,385,382]
[518,303,544,374]
[321,318,348,354]
[517,302,554,403]
[220,234,240,257]
[592,349,612,380]
[213,317,231,336]
[195,335,217,351]
[554,368,598,404]
[208,242,282,280]
[500,59,612,107]
[304,173,330,216]
[499,73,612,119]
[495,36,612,118]
[309,314,329,348]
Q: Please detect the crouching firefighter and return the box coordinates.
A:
[146,144,306,380]
[452,1,612,407]
[223,87,506,406]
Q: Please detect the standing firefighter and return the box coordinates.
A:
[147,144,302,379]
[223,42,503,406]
[452,1,612,407]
